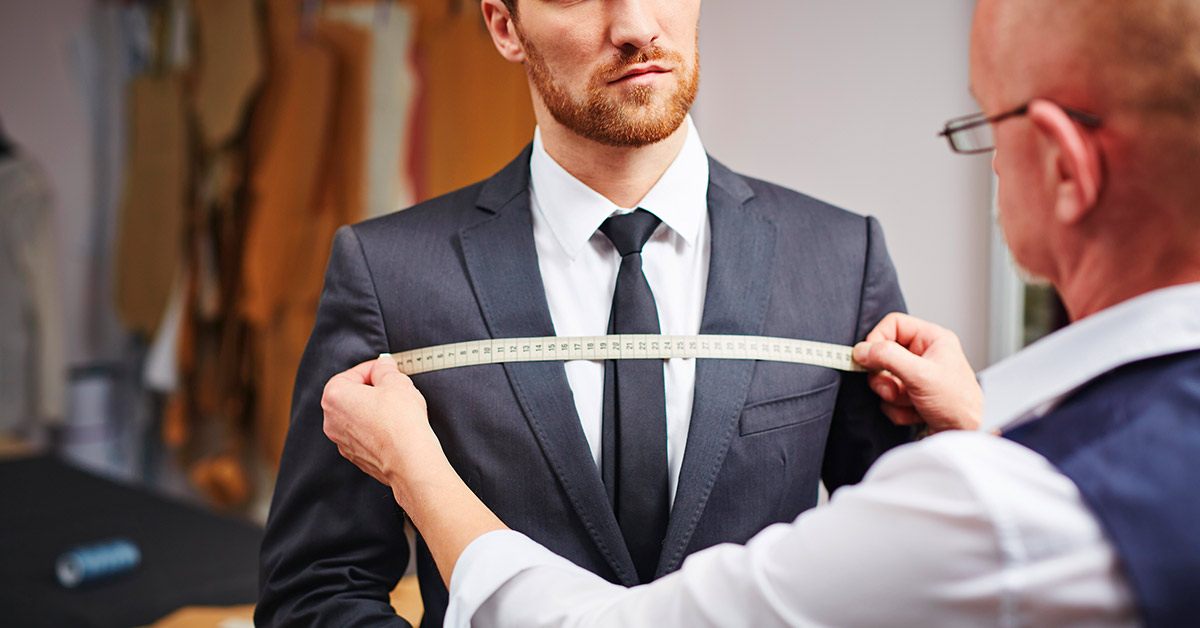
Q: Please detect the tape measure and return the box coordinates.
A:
[383,334,863,375]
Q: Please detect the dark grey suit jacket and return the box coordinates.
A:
[257,147,910,627]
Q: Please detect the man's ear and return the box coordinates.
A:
[1027,99,1103,225]
[481,0,525,63]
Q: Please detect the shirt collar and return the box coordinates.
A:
[979,282,1200,433]
[529,115,709,260]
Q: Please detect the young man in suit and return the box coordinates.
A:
[322,0,1200,625]
[258,1,915,625]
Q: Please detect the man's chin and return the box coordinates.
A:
[999,226,1053,286]
[1015,265,1053,287]
[584,115,687,148]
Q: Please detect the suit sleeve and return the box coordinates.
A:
[821,215,913,493]
[256,226,412,627]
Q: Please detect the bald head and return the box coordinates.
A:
[975,0,1200,209]
[972,0,1200,317]
[981,1,1200,114]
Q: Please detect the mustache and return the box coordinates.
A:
[596,46,685,83]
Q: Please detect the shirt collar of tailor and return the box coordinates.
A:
[979,281,1200,433]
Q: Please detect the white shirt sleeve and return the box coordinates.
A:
[448,432,1136,628]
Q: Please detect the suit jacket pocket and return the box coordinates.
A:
[739,381,840,436]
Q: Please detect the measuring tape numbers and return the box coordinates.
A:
[383,334,863,375]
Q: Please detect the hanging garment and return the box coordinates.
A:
[171,145,259,506]
[163,0,264,451]
[241,0,376,465]
[411,0,535,200]
[240,1,336,332]
[0,152,66,432]
[145,0,267,508]
[113,73,189,338]
[191,0,264,152]
[324,0,420,217]
[72,1,153,362]
[263,9,372,465]
[246,0,532,465]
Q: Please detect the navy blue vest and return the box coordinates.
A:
[1005,349,1200,628]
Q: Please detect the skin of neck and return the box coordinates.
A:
[1051,203,1200,321]
[530,87,690,209]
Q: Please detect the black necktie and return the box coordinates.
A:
[599,209,669,584]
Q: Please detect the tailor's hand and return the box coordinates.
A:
[853,312,982,434]
[322,356,451,509]
[324,357,508,587]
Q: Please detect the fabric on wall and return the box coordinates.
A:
[191,0,264,152]
[324,0,420,217]
[72,2,152,362]
[239,0,533,465]
[98,0,535,475]
[411,0,535,200]
[168,0,263,425]
[267,10,370,464]
[312,11,371,235]
[166,0,265,505]
[241,0,377,465]
[174,145,258,502]
[66,2,171,485]
[241,1,336,331]
[113,73,189,338]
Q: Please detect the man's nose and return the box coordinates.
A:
[610,0,660,53]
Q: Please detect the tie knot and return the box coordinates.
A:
[599,209,661,257]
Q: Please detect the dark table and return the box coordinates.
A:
[0,455,263,627]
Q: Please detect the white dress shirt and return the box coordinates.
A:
[530,115,710,506]
[447,282,1200,627]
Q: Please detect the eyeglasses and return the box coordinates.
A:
[938,102,1103,154]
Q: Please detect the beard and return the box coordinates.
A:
[520,34,700,148]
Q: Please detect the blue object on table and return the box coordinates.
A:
[56,538,141,588]
[1,456,262,627]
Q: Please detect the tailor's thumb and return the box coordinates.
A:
[853,340,930,387]
[370,354,406,388]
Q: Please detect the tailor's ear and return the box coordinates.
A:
[1027,99,1104,225]
[481,0,526,63]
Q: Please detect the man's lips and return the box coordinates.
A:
[608,63,672,84]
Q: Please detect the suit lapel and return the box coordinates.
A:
[459,147,640,585]
[657,158,775,576]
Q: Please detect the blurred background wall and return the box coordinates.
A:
[695,1,993,367]
[3,2,997,371]
[0,0,1009,513]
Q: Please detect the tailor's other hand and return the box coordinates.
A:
[322,356,451,508]
[853,312,982,434]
